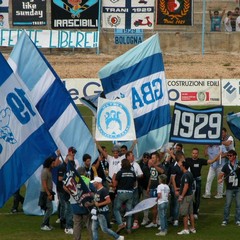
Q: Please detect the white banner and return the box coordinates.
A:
[125,197,157,217]
[0,29,99,48]
[167,79,221,105]
[96,97,136,141]
[222,79,239,106]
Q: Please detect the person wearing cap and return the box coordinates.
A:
[56,147,77,234]
[91,176,124,240]
[155,174,170,236]
[138,152,151,225]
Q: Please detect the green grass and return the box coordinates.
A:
[0,106,240,239]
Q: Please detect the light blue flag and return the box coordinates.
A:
[8,31,98,215]
[227,112,240,141]
[99,34,171,158]
[0,53,57,208]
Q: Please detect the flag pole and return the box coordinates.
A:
[201,0,206,55]
[97,0,102,55]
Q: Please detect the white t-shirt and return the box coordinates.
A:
[107,155,125,178]
[157,183,170,205]
[236,16,240,32]
[224,16,232,32]
[225,135,235,151]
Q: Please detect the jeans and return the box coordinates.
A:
[205,167,223,196]
[194,179,201,215]
[114,191,133,230]
[92,213,119,240]
[73,214,92,240]
[42,198,53,226]
[158,202,168,232]
[223,188,240,223]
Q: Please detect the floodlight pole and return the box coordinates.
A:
[201,0,206,55]
[97,0,102,55]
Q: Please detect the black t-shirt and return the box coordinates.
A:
[94,187,109,213]
[57,162,67,192]
[185,157,208,178]
[116,169,136,191]
[149,164,165,189]
[180,171,194,196]
[93,158,109,181]
[84,166,95,180]
[221,162,240,190]
[138,161,150,190]
[171,164,183,188]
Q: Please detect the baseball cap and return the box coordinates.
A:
[68,146,77,154]
[90,177,102,183]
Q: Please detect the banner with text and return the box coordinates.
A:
[61,78,221,106]
[12,0,46,26]
[170,103,223,144]
[156,0,193,26]
[0,29,99,48]
[51,0,99,29]
[0,0,9,28]
[102,0,154,29]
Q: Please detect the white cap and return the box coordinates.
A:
[90,176,102,183]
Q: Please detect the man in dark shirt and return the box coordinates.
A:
[113,158,136,234]
[186,147,220,219]
[218,150,240,227]
[177,161,196,235]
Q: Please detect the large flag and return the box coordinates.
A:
[0,53,57,208]
[96,97,136,141]
[227,112,240,140]
[8,31,98,214]
[99,34,171,158]
[170,103,223,144]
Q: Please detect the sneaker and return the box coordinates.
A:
[173,220,179,227]
[141,219,149,226]
[194,214,198,220]
[10,209,18,214]
[156,231,167,236]
[65,228,73,234]
[177,229,190,235]
[55,218,61,223]
[189,228,196,233]
[117,236,124,240]
[145,222,158,228]
[132,221,139,230]
[236,221,240,226]
[158,225,162,230]
[41,225,52,231]
[116,224,126,234]
[221,221,227,226]
[202,194,211,199]
[214,194,223,199]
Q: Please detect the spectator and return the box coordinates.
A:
[113,158,136,234]
[209,8,226,31]
[231,7,239,31]
[39,156,57,231]
[155,174,170,237]
[236,13,240,31]
[186,147,221,219]
[202,144,227,199]
[224,11,233,32]
[91,176,124,240]
[146,152,165,228]
[218,150,240,226]
[82,153,97,180]
[11,188,24,214]
[177,161,196,235]
[138,152,151,226]
[222,127,235,152]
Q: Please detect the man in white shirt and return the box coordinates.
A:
[224,11,233,32]
[236,15,240,31]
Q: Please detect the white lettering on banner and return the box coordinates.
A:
[0,29,99,48]
[53,19,98,28]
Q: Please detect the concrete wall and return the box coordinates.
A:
[2,0,240,54]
